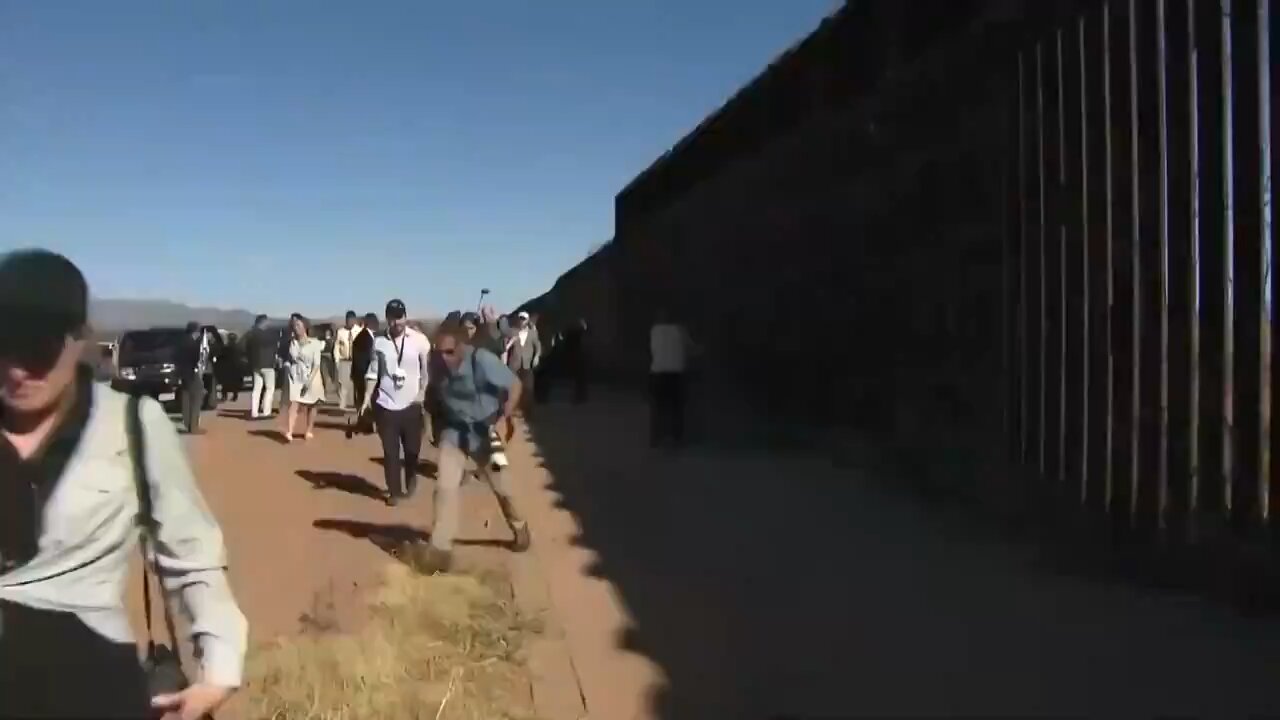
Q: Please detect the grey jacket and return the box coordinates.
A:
[504,326,542,372]
[0,384,248,687]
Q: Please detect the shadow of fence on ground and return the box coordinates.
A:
[522,388,1280,718]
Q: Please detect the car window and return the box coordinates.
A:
[119,330,186,354]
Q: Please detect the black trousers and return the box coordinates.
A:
[182,374,204,433]
[649,371,686,446]
[375,403,425,497]
[352,373,369,411]
[515,368,535,419]
[0,601,151,719]
[427,391,444,446]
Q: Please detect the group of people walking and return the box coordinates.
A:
[228,300,547,578]
[0,246,565,717]
[0,245,696,718]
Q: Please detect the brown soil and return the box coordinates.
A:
[125,398,538,718]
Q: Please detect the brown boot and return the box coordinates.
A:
[511,522,531,553]
[406,543,453,574]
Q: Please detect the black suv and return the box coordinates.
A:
[113,326,224,409]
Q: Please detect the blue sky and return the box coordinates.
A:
[0,0,836,317]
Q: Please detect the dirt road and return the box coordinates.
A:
[136,389,1280,719]
[124,396,553,717]
[178,401,523,636]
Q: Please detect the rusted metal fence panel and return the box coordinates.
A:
[1011,0,1276,546]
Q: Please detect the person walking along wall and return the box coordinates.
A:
[244,314,278,419]
[335,310,357,411]
[360,300,431,506]
[0,249,247,719]
[408,321,529,575]
[501,310,541,441]
[649,309,697,449]
[285,316,325,442]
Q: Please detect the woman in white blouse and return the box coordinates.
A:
[285,315,325,442]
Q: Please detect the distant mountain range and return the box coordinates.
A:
[89,298,285,337]
[88,298,442,341]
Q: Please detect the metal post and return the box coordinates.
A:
[1188,0,1204,524]
[1223,0,1237,512]
[1039,42,1050,478]
[1130,0,1145,523]
[1059,28,1070,486]
[1081,14,1093,504]
[1257,0,1272,521]
[1105,2,1118,511]
[1019,51,1031,465]
[1157,0,1173,530]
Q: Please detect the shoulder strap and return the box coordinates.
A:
[125,396,182,658]
[471,347,487,392]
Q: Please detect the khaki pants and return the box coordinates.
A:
[431,443,523,552]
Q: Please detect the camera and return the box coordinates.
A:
[392,368,407,389]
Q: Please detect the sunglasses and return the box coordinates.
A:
[0,329,69,375]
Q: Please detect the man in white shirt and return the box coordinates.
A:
[361,299,432,506]
[334,310,357,411]
[649,309,697,449]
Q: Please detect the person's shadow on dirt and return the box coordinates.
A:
[313,518,512,560]
[247,429,290,445]
[369,456,439,478]
[296,470,386,501]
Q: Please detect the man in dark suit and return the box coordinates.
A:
[178,321,208,434]
[351,312,378,411]
[560,318,589,404]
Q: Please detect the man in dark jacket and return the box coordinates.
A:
[560,318,589,404]
[243,315,278,419]
[178,322,208,434]
[351,312,378,411]
[217,332,243,403]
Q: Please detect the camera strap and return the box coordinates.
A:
[390,331,407,368]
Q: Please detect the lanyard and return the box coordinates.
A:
[389,332,407,368]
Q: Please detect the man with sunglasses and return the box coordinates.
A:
[0,249,246,719]
[407,320,529,575]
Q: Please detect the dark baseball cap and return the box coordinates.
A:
[0,249,89,371]
[0,249,88,330]
[385,299,407,320]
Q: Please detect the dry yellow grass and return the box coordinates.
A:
[230,564,543,720]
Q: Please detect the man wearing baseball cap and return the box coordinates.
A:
[500,310,542,441]
[0,249,246,717]
[361,298,433,505]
